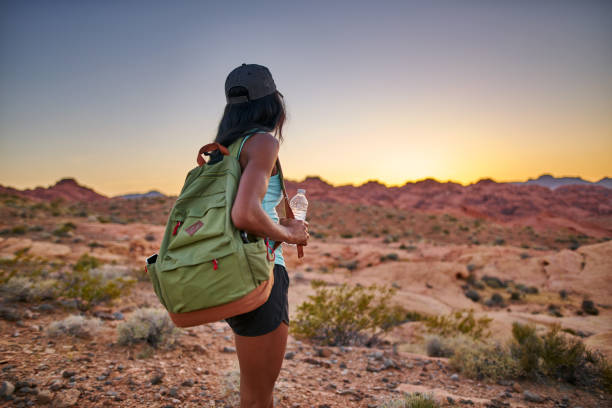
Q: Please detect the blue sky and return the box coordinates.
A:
[1,0,611,195]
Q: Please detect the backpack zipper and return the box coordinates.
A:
[172,221,183,236]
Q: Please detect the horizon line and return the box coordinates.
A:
[1,173,610,198]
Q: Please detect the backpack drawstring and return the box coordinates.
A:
[172,221,182,236]
[265,238,276,262]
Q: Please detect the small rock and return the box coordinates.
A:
[37,304,55,313]
[317,348,332,358]
[181,379,194,387]
[17,386,37,395]
[485,293,505,307]
[284,351,295,360]
[112,312,124,320]
[191,344,206,353]
[523,390,544,403]
[36,390,53,404]
[0,305,21,321]
[511,382,521,393]
[62,370,76,379]
[450,373,459,381]
[222,346,236,353]
[482,275,506,289]
[581,300,599,315]
[0,381,15,397]
[54,389,80,407]
[465,290,480,302]
[49,379,64,391]
[370,351,384,361]
[150,373,164,385]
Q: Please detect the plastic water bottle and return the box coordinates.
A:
[290,189,308,221]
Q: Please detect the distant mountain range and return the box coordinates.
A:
[0,174,608,204]
[116,190,164,200]
[1,175,610,235]
[513,174,612,190]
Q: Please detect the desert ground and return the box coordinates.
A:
[0,178,611,407]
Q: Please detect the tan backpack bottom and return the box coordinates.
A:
[167,272,274,328]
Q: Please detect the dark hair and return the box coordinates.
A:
[214,86,286,147]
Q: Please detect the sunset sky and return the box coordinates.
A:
[1,1,611,196]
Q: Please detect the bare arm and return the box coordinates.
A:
[231,133,308,245]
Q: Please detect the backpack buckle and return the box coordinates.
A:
[205,149,224,165]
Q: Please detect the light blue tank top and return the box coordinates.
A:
[238,133,285,267]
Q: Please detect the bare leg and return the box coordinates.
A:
[234,322,288,408]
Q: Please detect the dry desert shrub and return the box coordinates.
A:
[511,322,610,389]
[291,281,409,346]
[379,392,438,408]
[117,308,179,348]
[46,315,102,338]
[0,253,134,307]
[425,334,457,358]
[446,321,612,392]
[449,338,520,381]
[0,276,60,302]
[64,254,135,305]
[425,310,492,340]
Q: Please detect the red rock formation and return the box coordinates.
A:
[0,178,108,203]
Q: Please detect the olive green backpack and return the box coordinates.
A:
[145,130,299,327]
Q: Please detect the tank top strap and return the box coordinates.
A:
[228,128,268,158]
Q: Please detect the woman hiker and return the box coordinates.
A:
[216,63,309,407]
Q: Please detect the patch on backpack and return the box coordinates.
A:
[185,221,203,236]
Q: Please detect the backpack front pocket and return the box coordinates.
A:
[167,193,227,251]
[160,251,253,313]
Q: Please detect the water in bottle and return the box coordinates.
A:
[289,189,308,221]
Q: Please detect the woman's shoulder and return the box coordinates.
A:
[243,132,279,156]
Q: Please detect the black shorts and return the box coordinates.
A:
[225,264,289,337]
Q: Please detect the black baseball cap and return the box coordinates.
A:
[225,63,278,104]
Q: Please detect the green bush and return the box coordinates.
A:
[11,225,27,235]
[425,310,492,340]
[46,315,102,338]
[541,324,587,382]
[507,322,611,389]
[53,222,76,237]
[291,282,408,346]
[510,322,542,377]
[64,264,135,305]
[379,393,438,408]
[380,253,399,262]
[117,308,179,348]
[74,253,100,271]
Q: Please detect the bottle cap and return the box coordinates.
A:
[297,189,306,194]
